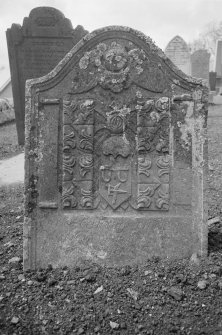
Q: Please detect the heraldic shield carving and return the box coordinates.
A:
[62,39,170,212]
[99,164,131,209]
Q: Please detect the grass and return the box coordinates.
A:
[0,122,23,160]
[0,108,15,125]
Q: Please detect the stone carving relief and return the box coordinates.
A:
[99,165,131,209]
[71,41,166,94]
[62,40,171,211]
[137,154,170,210]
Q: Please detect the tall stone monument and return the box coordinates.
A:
[6,7,88,145]
[191,49,210,84]
[24,26,208,270]
[165,36,191,75]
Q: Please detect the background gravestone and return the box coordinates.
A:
[165,35,191,75]
[6,7,88,145]
[191,50,210,84]
[24,26,208,270]
[209,71,216,91]
[214,40,222,77]
[214,40,222,93]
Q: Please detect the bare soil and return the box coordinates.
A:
[0,107,222,335]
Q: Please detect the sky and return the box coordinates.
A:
[1,0,222,82]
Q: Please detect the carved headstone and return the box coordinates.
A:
[6,7,88,145]
[191,50,210,84]
[165,36,191,75]
[24,26,208,270]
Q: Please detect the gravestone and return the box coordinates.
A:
[165,36,191,75]
[209,71,216,91]
[24,26,208,270]
[6,7,88,145]
[214,40,222,93]
[214,40,222,77]
[191,50,210,84]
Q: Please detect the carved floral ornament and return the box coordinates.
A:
[78,42,147,92]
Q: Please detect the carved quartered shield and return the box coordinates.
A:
[99,164,131,209]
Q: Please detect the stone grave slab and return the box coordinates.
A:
[6,7,88,145]
[165,35,191,75]
[24,26,208,270]
[191,50,210,84]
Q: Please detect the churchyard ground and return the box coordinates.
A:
[0,105,221,335]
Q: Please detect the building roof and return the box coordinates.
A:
[0,78,11,93]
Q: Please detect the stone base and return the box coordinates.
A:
[24,211,205,269]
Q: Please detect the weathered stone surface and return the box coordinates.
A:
[24,26,208,270]
[6,7,88,145]
[165,36,191,75]
[191,50,210,84]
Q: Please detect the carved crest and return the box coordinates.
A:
[78,42,147,92]
[71,40,166,94]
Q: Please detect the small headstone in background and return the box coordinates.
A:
[214,40,222,93]
[165,35,191,75]
[191,49,210,84]
[209,71,217,91]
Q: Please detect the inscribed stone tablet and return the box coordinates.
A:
[24,26,208,270]
[6,7,88,145]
